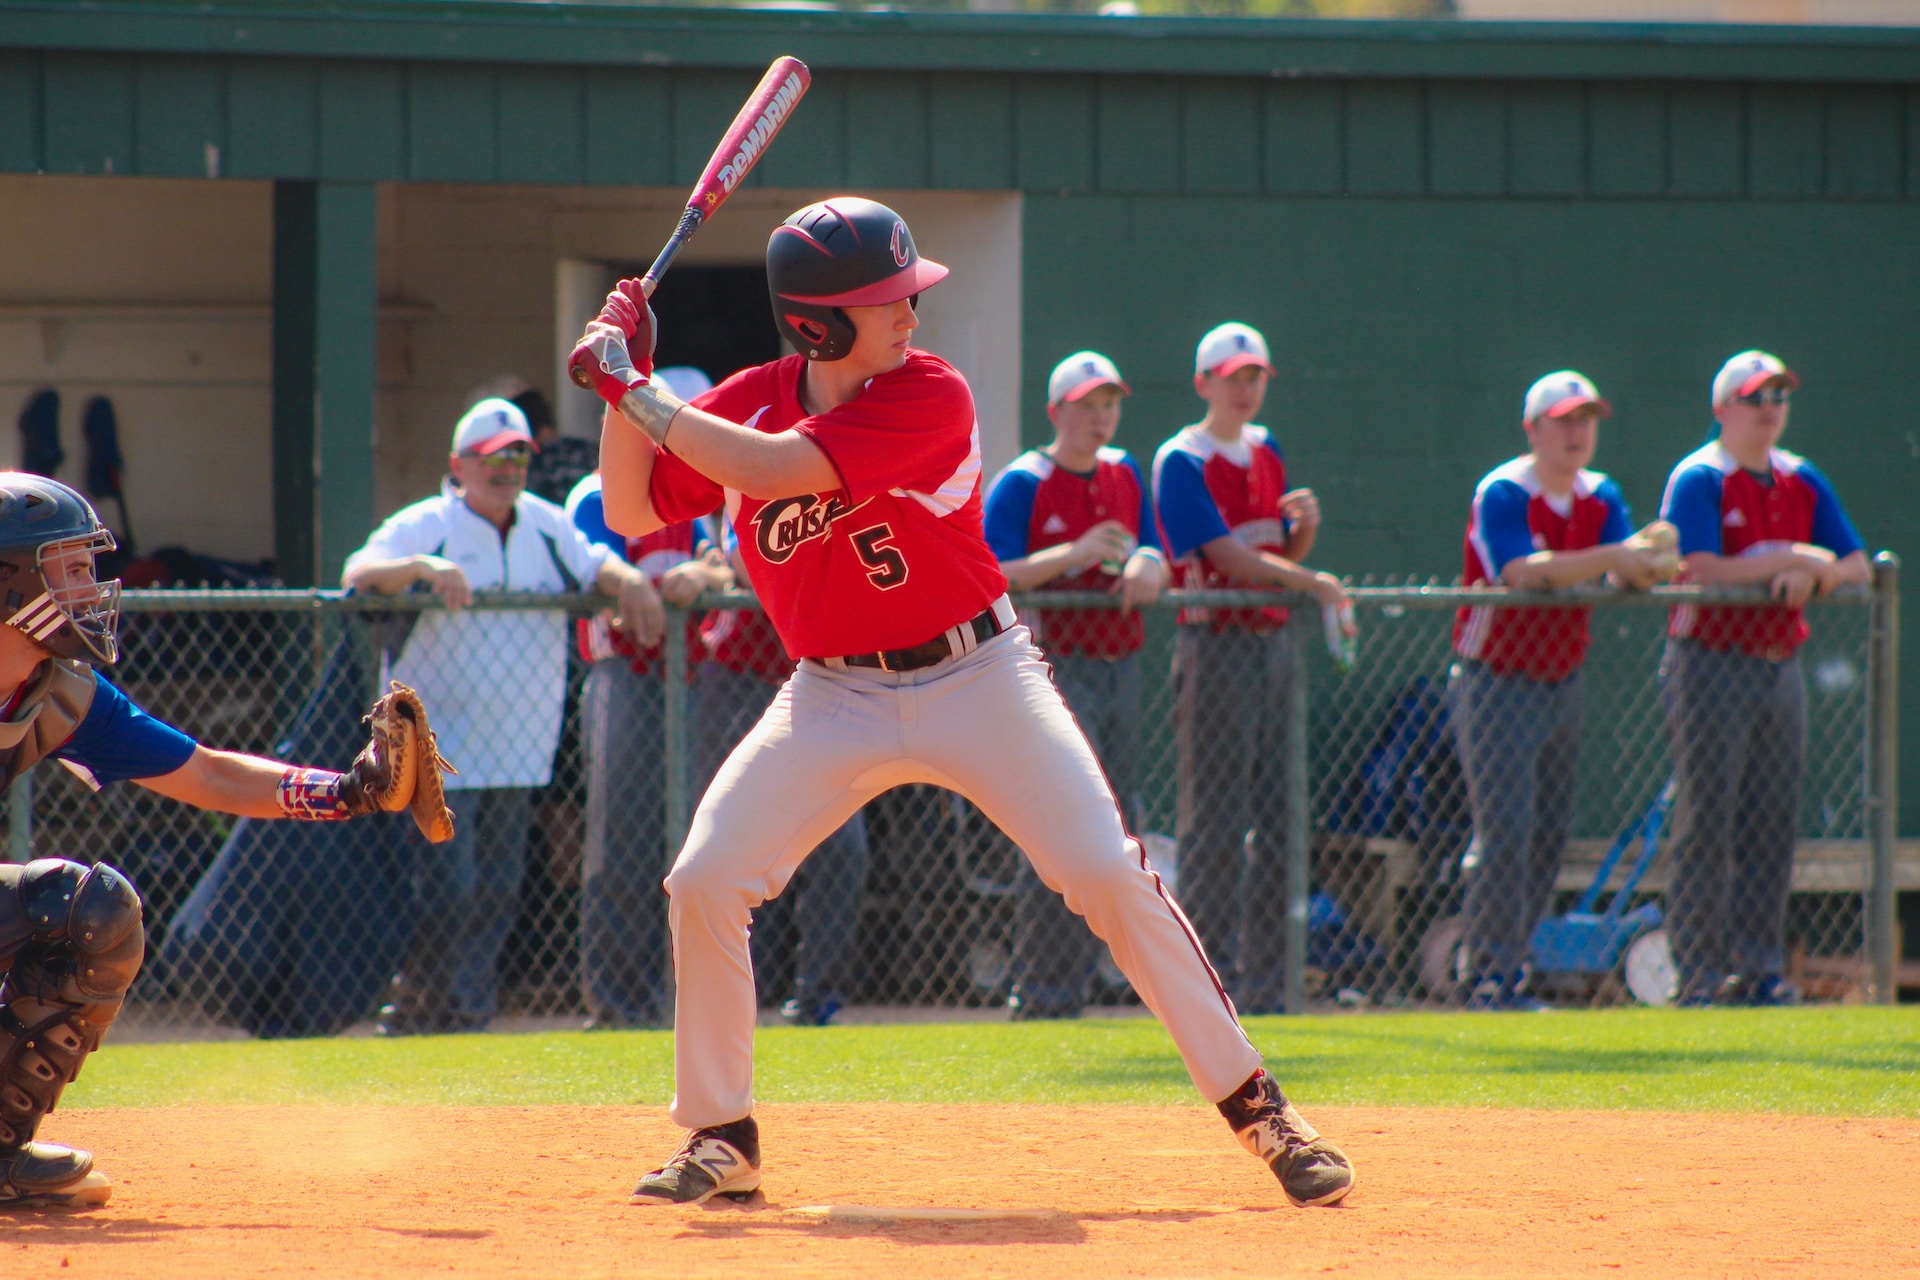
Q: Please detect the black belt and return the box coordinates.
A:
[840,606,1006,673]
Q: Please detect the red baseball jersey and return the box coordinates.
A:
[1660,442,1864,659]
[571,512,703,678]
[1151,424,1291,631]
[701,521,795,684]
[981,446,1161,659]
[650,350,1008,659]
[1452,456,1633,681]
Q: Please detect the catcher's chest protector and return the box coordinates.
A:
[0,661,96,789]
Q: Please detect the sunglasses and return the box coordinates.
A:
[463,444,533,467]
[1735,387,1791,407]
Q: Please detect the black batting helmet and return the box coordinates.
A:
[766,198,948,361]
[0,473,121,665]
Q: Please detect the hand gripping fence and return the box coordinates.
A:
[4,561,1898,1040]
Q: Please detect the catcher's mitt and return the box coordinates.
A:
[342,681,458,843]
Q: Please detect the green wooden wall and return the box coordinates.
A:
[3,0,1919,824]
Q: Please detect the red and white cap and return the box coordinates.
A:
[1195,322,1273,378]
[1712,350,1799,406]
[1523,370,1612,423]
[1047,351,1131,405]
[452,397,535,455]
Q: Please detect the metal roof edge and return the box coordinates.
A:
[3,0,1919,82]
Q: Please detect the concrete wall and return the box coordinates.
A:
[0,175,274,562]
[0,176,1022,562]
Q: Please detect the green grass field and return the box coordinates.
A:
[72,1007,1920,1117]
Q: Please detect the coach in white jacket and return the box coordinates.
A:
[344,397,659,1034]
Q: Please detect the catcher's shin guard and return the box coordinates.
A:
[0,860,145,1153]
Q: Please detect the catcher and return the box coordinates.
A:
[1448,372,1680,1008]
[0,474,453,1210]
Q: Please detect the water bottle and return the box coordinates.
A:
[1322,601,1357,673]
[1099,533,1138,577]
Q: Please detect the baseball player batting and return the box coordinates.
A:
[0,475,452,1208]
[571,196,1354,1209]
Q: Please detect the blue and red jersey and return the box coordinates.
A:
[982,446,1162,659]
[1660,443,1862,659]
[1151,424,1291,631]
[1452,456,1632,681]
[567,472,704,677]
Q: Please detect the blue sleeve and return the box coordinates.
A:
[53,673,200,787]
[568,489,627,560]
[982,469,1039,563]
[1122,455,1163,554]
[1799,462,1865,558]
[1596,478,1633,545]
[1661,465,1725,557]
[1154,451,1230,560]
[1476,480,1539,576]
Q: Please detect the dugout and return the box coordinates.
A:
[1,1,1918,830]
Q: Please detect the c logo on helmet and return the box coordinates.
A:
[890,221,910,269]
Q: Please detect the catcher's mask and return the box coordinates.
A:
[766,197,948,362]
[0,473,122,666]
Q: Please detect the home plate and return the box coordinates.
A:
[791,1205,1059,1224]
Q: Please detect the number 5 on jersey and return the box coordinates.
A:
[851,523,908,589]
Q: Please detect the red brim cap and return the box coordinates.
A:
[1207,353,1273,377]
[1737,368,1800,396]
[1060,375,1132,403]
[1546,395,1612,419]
[467,429,536,454]
[785,258,950,307]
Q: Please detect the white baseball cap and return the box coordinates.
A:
[1047,351,1131,405]
[1523,371,1612,423]
[452,397,535,455]
[654,366,715,402]
[1194,322,1273,378]
[1712,350,1799,406]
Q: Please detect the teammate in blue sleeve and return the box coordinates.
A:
[982,350,1167,1019]
[0,475,441,1209]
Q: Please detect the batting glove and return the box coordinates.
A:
[569,280,658,409]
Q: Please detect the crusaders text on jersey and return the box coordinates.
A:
[649,350,1007,659]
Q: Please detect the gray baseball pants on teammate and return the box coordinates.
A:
[1174,623,1294,1012]
[1660,639,1806,994]
[692,661,869,1016]
[1449,660,1583,980]
[391,786,534,1028]
[665,621,1261,1129]
[580,657,671,1027]
[1010,651,1141,1014]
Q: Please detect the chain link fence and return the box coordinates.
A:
[4,569,1899,1040]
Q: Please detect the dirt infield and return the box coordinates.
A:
[7,1104,1917,1277]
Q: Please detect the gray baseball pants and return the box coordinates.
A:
[1660,639,1806,993]
[1009,650,1142,1012]
[579,657,671,1027]
[691,661,870,1013]
[1173,623,1294,1012]
[1449,660,1584,979]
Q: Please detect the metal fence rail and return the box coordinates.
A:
[3,566,1898,1039]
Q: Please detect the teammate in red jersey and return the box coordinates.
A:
[1449,371,1672,1009]
[570,197,1354,1210]
[1658,350,1867,1006]
[983,349,1167,1020]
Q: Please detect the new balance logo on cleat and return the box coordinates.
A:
[630,1117,762,1207]
[1217,1072,1355,1208]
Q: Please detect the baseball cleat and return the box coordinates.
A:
[630,1117,761,1207]
[1218,1071,1355,1208]
[0,1142,113,1210]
